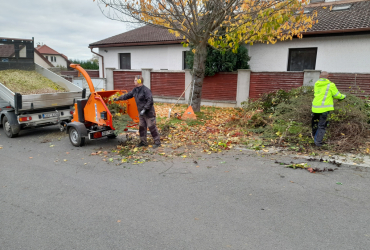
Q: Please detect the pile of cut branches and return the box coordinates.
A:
[0,70,67,94]
[234,86,370,152]
[105,93,134,135]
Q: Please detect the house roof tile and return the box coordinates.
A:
[36,44,61,55]
[305,0,370,34]
[0,44,15,57]
[89,25,184,47]
[90,0,370,47]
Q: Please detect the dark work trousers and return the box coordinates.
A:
[312,112,330,146]
[139,114,161,145]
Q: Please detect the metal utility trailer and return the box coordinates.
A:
[0,37,85,138]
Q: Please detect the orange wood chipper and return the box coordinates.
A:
[66,64,139,146]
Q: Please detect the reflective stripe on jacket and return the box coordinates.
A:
[312,78,346,113]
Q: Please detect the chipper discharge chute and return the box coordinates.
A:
[66,64,139,147]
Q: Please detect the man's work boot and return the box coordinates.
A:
[136,141,148,147]
[152,143,161,149]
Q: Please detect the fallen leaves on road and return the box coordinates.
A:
[89,103,250,164]
[275,161,338,173]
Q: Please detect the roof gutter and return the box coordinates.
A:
[303,27,370,36]
[89,40,185,48]
[90,48,104,78]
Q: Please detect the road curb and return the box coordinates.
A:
[234,146,370,169]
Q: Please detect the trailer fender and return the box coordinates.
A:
[66,122,88,137]
[1,111,21,134]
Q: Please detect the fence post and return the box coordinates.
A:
[236,69,251,107]
[303,70,321,86]
[184,69,192,103]
[105,68,115,90]
[141,68,152,89]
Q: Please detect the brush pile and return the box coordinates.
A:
[0,70,68,94]
[236,86,370,152]
[106,93,134,135]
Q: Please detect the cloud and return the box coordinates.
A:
[0,0,137,60]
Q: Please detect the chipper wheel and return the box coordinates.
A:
[69,127,85,147]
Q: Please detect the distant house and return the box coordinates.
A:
[89,0,370,78]
[35,44,71,68]
[0,37,53,69]
[34,49,54,68]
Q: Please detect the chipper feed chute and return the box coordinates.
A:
[66,64,139,147]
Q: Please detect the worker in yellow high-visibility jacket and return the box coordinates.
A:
[312,71,346,147]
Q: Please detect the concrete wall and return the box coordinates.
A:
[73,77,106,93]
[247,34,370,73]
[98,44,189,78]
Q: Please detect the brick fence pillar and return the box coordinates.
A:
[303,70,321,86]
[141,68,152,89]
[236,69,251,107]
[184,69,192,104]
[105,68,115,90]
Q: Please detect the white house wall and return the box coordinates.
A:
[43,54,67,68]
[99,44,189,77]
[34,52,50,68]
[247,34,370,73]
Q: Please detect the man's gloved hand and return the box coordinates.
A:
[140,109,145,116]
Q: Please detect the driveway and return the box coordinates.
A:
[1,126,370,249]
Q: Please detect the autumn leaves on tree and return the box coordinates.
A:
[95,0,317,112]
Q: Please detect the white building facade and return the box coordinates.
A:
[42,54,68,68]
[98,44,189,77]
[248,33,370,73]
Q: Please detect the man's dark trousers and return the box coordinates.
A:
[139,114,160,145]
[312,112,330,146]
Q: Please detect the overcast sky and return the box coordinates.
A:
[0,0,138,60]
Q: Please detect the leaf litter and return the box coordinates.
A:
[89,103,251,164]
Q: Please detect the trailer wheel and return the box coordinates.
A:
[69,127,85,147]
[2,116,18,138]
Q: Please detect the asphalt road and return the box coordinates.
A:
[1,126,370,250]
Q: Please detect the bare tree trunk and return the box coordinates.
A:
[189,41,207,112]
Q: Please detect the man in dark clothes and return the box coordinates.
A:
[114,75,161,148]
